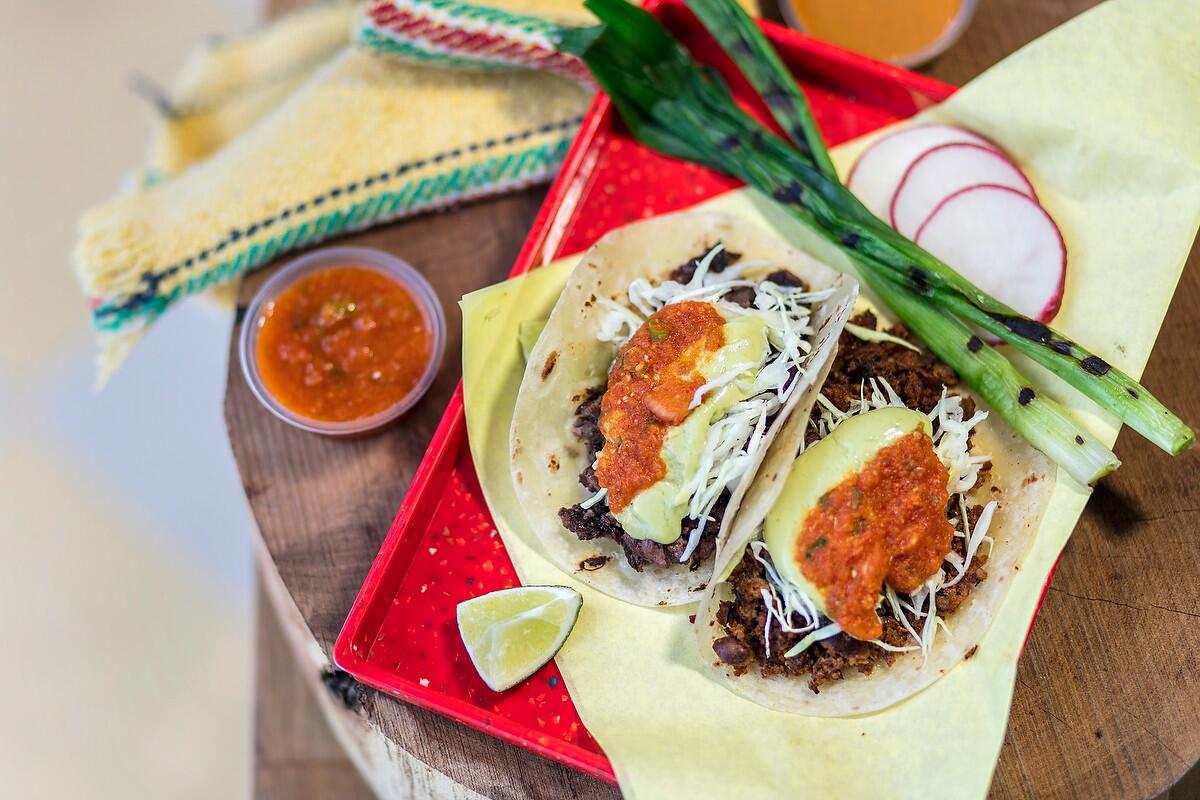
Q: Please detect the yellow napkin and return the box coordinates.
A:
[460,0,1200,796]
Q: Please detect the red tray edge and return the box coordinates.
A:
[333,386,622,783]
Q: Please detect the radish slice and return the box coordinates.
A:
[915,184,1066,323]
[847,124,998,221]
[890,143,1037,237]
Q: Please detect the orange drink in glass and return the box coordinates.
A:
[780,0,978,66]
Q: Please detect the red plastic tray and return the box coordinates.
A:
[335,0,955,783]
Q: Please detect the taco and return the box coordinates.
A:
[510,210,857,606]
[697,311,1055,715]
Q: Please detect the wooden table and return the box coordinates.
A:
[231,1,1200,797]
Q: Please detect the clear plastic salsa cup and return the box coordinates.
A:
[239,246,447,436]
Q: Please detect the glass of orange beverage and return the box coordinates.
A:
[779,0,978,67]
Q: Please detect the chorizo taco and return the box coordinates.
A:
[510,210,857,606]
[697,312,1055,715]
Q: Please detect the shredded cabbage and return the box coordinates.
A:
[844,322,921,352]
[747,376,996,662]
[579,487,608,510]
[750,541,820,658]
[783,622,843,659]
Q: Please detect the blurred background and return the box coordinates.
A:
[0,0,262,796]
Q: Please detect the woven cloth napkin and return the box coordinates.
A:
[74,0,610,380]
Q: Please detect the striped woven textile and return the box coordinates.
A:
[75,0,760,379]
[74,1,592,380]
[358,0,596,86]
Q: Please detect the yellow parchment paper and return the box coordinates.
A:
[461,0,1200,796]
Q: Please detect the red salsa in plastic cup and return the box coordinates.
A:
[240,247,446,435]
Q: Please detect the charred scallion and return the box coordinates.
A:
[858,271,1120,481]
[556,0,1192,484]
[685,0,837,180]
[687,0,1190,456]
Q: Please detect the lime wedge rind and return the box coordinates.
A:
[456,585,582,692]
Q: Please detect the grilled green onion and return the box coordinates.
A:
[556,0,1192,483]
[682,0,1191,456]
[859,270,1120,483]
[685,0,837,180]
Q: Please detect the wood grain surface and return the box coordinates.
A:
[255,576,374,800]
[235,1,1200,797]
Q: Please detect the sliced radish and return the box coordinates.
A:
[915,184,1066,323]
[847,124,998,221]
[890,143,1037,237]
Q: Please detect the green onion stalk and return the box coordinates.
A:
[557,0,1192,485]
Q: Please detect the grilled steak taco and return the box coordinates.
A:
[697,312,1055,714]
[510,211,856,606]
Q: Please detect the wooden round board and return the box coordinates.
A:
[227,1,1200,797]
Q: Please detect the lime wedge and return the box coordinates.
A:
[456,585,582,692]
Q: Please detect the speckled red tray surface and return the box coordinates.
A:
[334,0,955,783]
